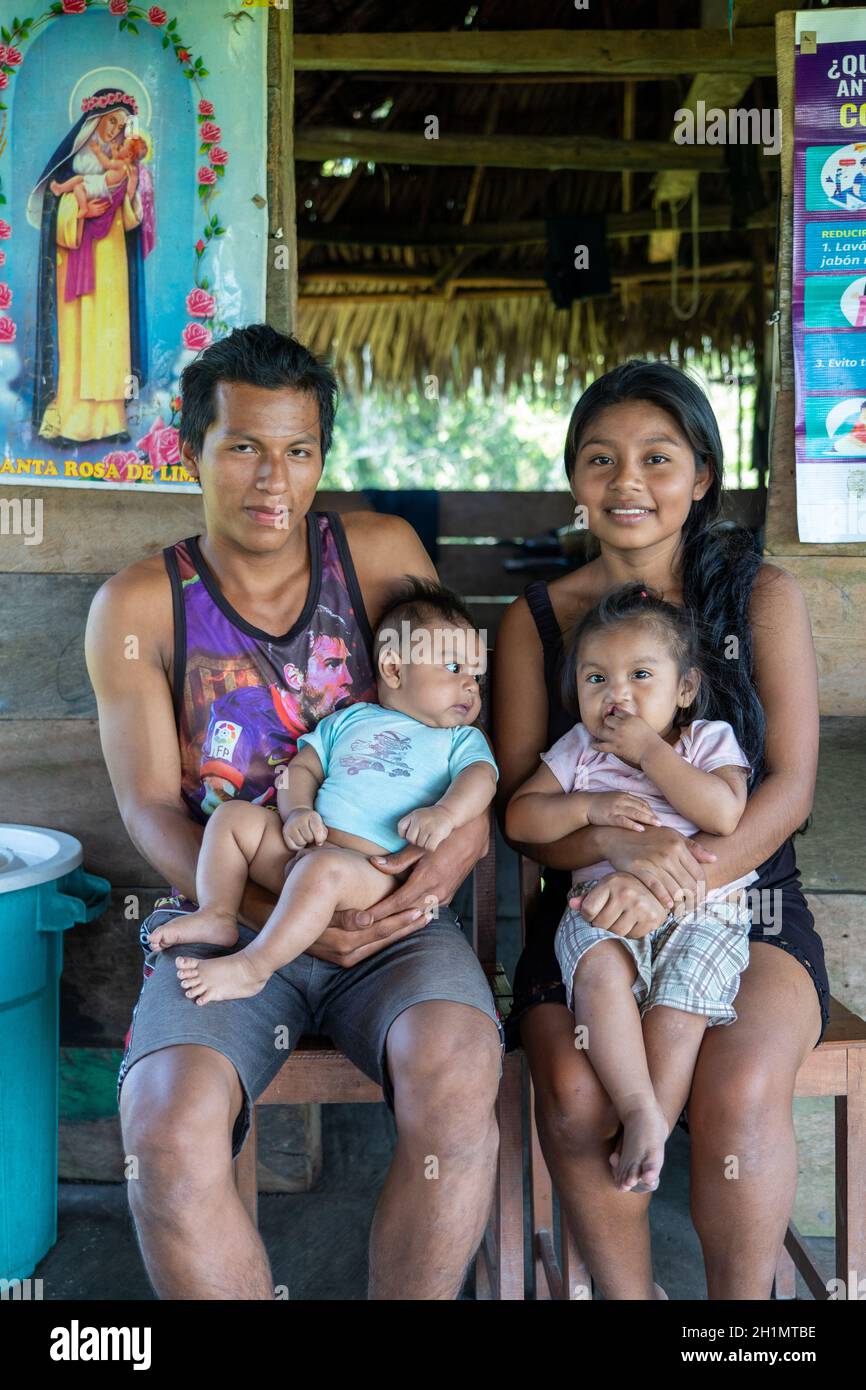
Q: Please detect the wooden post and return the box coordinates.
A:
[266,2,298,331]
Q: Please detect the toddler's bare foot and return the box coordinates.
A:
[609,1100,668,1193]
[148,908,238,953]
[175,951,269,1005]
[50,179,63,195]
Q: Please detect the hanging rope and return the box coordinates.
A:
[669,184,701,322]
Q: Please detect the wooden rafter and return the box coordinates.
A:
[293,29,776,77]
[297,205,775,249]
[295,127,742,173]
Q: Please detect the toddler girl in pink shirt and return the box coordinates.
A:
[507,581,758,1196]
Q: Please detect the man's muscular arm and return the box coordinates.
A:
[85,562,278,931]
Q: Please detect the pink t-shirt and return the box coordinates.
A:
[541,718,759,901]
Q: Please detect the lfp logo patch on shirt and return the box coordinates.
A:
[210,720,243,762]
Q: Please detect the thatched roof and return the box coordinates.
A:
[293,0,779,392]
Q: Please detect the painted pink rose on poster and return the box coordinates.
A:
[200,123,222,145]
[195,239,205,255]
[198,99,215,117]
[5,47,22,66]
[137,419,181,469]
[0,251,6,267]
[197,167,216,186]
[0,317,16,343]
[209,147,229,167]
[0,284,11,309]
[104,450,139,482]
[183,322,212,352]
[186,288,216,318]
[0,75,8,92]
[0,222,11,240]
[109,0,129,14]
[61,0,88,13]
[151,429,181,474]
[147,5,167,25]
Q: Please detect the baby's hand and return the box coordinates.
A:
[397,805,454,852]
[282,807,327,851]
[584,791,661,832]
[592,708,661,765]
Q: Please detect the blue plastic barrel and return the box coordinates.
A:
[0,825,110,1282]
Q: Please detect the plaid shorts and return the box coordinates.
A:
[554,879,753,1027]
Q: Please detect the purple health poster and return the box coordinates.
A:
[793,9,866,541]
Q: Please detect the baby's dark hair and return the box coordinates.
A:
[374,576,484,672]
[561,581,707,726]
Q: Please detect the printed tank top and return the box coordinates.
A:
[164,511,377,827]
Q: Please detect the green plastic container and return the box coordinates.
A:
[0,825,110,1281]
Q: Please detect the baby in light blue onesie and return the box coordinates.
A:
[168,578,498,1006]
[297,701,496,853]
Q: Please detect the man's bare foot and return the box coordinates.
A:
[609,1100,669,1193]
[175,950,270,1004]
[148,908,238,953]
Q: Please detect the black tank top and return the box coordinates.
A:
[522,579,802,893]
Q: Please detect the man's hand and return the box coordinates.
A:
[282,807,327,852]
[397,804,455,852]
[570,871,670,939]
[585,791,662,833]
[304,811,489,968]
[601,825,716,913]
[592,707,661,766]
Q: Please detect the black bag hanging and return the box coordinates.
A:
[543,215,611,310]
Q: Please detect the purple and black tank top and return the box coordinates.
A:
[164,511,377,828]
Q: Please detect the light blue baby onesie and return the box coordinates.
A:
[296,702,498,852]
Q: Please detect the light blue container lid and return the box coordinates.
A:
[0,825,83,894]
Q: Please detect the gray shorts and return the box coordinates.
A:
[117,903,503,1158]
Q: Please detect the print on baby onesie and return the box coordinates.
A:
[339,729,413,778]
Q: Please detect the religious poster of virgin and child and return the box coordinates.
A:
[0,0,268,491]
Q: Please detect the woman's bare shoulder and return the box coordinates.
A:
[749,561,808,622]
[495,594,543,663]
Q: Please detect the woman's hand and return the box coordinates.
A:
[599,825,717,912]
[83,198,110,218]
[570,872,670,939]
[304,812,488,968]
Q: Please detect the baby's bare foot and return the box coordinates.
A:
[609,1100,668,1193]
[148,909,238,953]
[50,179,63,195]
[175,951,269,1005]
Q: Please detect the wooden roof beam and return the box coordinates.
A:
[295,127,753,174]
[297,205,776,249]
[293,29,776,77]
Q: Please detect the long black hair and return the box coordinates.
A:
[561,581,708,729]
[563,360,765,786]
